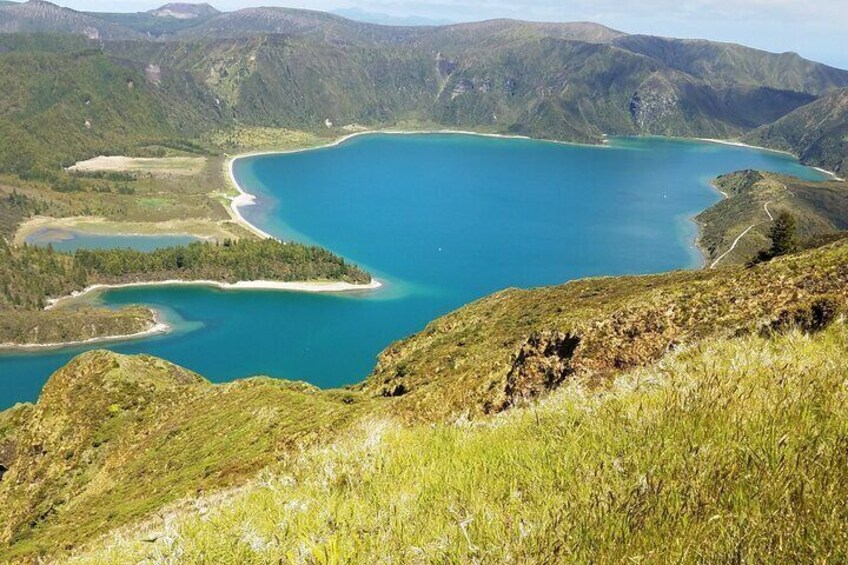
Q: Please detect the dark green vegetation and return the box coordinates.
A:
[0,238,156,344]
[746,87,848,175]
[0,238,370,345]
[696,170,848,265]
[1,237,847,562]
[759,210,800,260]
[72,239,370,285]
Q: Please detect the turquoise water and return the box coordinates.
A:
[0,135,827,409]
[25,228,200,252]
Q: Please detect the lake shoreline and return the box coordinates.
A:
[0,310,171,352]
[227,130,837,274]
[0,277,382,352]
[225,129,613,242]
[697,138,844,180]
[45,278,384,310]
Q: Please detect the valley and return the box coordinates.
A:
[0,1,846,562]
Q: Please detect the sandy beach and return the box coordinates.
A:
[45,278,383,310]
[699,138,844,180]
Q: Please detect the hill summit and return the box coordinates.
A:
[147,3,219,20]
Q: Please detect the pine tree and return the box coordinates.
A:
[768,211,799,258]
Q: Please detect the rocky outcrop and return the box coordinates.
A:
[500,331,580,409]
[629,74,681,131]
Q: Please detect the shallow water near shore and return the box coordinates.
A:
[0,134,827,409]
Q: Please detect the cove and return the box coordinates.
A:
[0,134,828,409]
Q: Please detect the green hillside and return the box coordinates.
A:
[0,34,223,179]
[0,0,143,39]
[0,7,845,179]
[1,237,847,561]
[73,323,848,563]
[696,170,848,265]
[745,87,848,176]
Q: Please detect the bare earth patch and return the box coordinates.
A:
[66,156,207,177]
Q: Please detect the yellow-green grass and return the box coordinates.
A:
[0,352,373,562]
[1,155,234,238]
[72,323,848,563]
[205,127,329,153]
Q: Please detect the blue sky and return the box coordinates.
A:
[56,0,848,69]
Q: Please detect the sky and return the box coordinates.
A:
[53,0,848,69]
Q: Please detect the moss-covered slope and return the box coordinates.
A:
[361,237,848,422]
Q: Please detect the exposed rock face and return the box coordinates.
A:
[145,63,162,84]
[762,295,843,336]
[435,52,457,79]
[500,331,581,409]
[451,78,476,99]
[0,445,12,481]
[148,2,220,20]
[629,74,680,132]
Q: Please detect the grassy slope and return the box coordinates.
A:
[360,237,848,423]
[696,170,848,265]
[0,352,373,562]
[74,322,848,563]
[1,239,847,561]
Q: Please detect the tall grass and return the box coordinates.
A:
[75,324,848,563]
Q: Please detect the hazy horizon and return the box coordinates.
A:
[9,0,847,70]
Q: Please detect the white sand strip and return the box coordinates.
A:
[45,278,383,310]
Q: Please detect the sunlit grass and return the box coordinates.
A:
[76,323,848,563]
